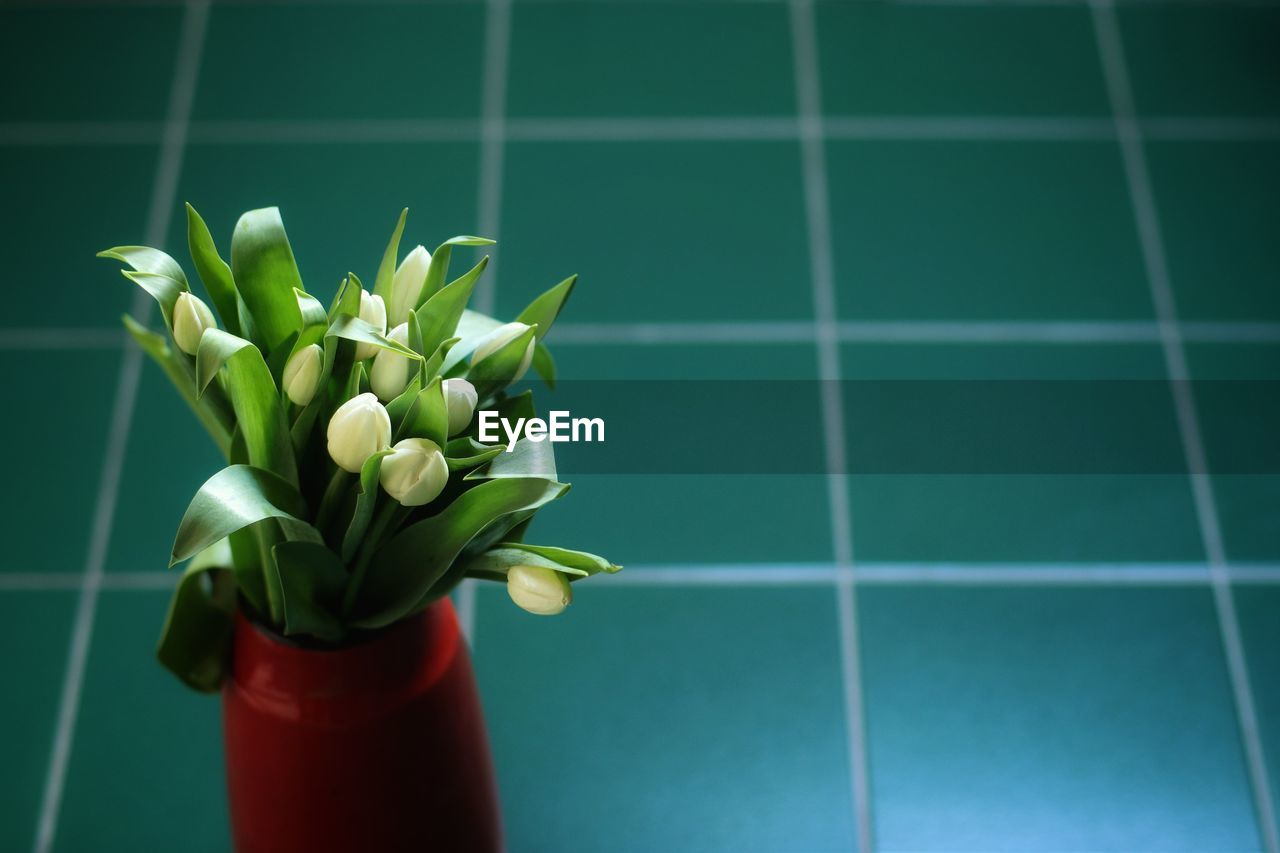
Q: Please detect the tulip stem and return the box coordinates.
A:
[314,467,350,537]
[342,500,409,617]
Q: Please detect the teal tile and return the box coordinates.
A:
[817,3,1108,117]
[1,145,159,328]
[827,140,1153,321]
[1187,343,1280,562]
[0,351,119,574]
[106,361,226,574]
[859,585,1261,851]
[547,341,819,381]
[526,474,833,566]
[841,343,1204,563]
[474,584,857,852]
[507,2,794,117]
[496,141,812,323]
[0,592,75,852]
[1119,3,1280,118]
[0,7,181,121]
[1147,140,1280,322]
[1234,583,1280,826]
[56,591,228,853]
[174,142,480,306]
[194,4,484,120]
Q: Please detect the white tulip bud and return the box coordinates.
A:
[442,378,478,435]
[470,321,535,381]
[389,245,431,326]
[327,392,391,473]
[370,323,414,402]
[282,344,323,406]
[354,290,387,361]
[172,292,216,355]
[379,437,449,507]
[506,565,572,616]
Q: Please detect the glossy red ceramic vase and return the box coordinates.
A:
[222,598,502,853]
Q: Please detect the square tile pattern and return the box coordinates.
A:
[4,2,1278,852]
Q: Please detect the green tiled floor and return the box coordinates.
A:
[475,583,858,852]
[859,585,1260,851]
[4,1,1280,852]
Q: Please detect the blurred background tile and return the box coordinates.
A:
[193,3,485,121]
[508,1,794,117]
[0,6,181,121]
[476,583,858,852]
[859,584,1261,852]
[817,3,1108,117]
[826,140,1153,321]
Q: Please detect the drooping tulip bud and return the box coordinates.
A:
[370,323,413,402]
[442,378,478,435]
[389,244,431,326]
[327,392,391,473]
[282,344,323,406]
[379,437,449,506]
[506,564,572,616]
[354,290,387,361]
[470,321,535,381]
[172,292,216,355]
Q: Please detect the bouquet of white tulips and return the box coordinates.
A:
[104,205,619,692]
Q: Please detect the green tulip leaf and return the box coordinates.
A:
[462,546,589,582]
[185,203,242,337]
[350,476,570,628]
[98,245,188,287]
[123,315,233,454]
[328,274,363,323]
[516,274,576,339]
[466,436,557,482]
[441,309,505,375]
[341,450,394,563]
[197,329,298,486]
[395,376,448,446]
[415,256,487,358]
[466,323,538,399]
[231,207,305,351]
[119,270,187,331]
[156,541,236,693]
[445,437,504,471]
[326,314,421,361]
[273,541,349,642]
[531,342,556,388]
[372,207,408,302]
[420,236,496,306]
[386,374,423,428]
[497,542,621,576]
[171,464,320,566]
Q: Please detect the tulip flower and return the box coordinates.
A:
[282,344,323,406]
[506,565,572,615]
[354,290,388,361]
[379,437,449,506]
[327,392,391,473]
[442,378,478,435]
[470,321,535,381]
[389,245,431,326]
[370,323,414,402]
[172,292,216,355]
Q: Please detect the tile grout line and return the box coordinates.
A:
[7,318,1280,350]
[31,3,210,852]
[459,0,512,646]
[790,2,874,850]
[1089,3,1280,851]
[5,115,1280,146]
[472,0,511,318]
[7,562,1280,593]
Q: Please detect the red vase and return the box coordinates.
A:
[222,598,502,853]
